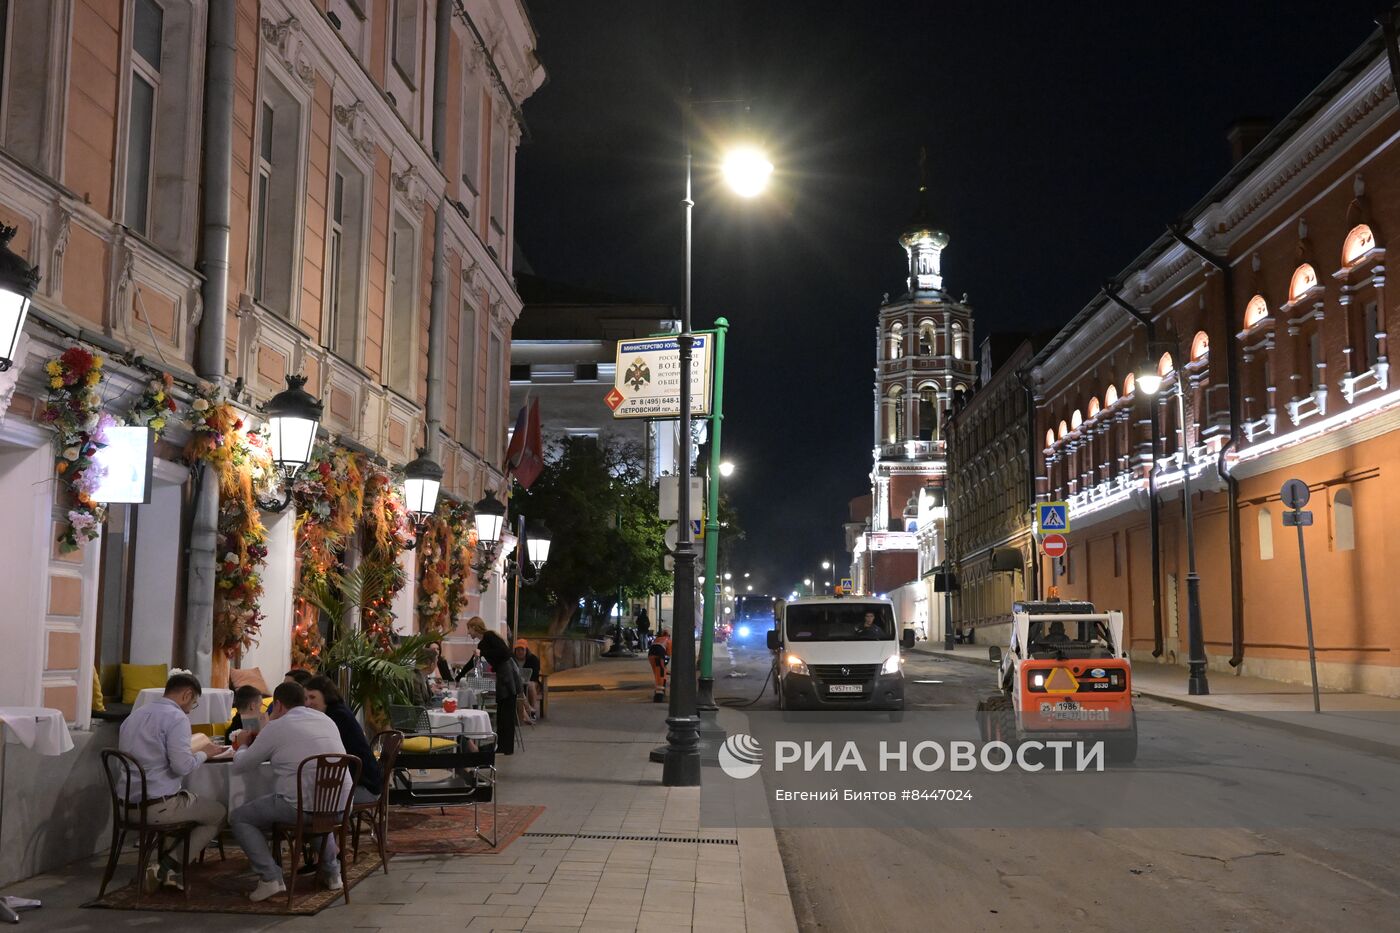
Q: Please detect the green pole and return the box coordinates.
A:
[698,318,727,706]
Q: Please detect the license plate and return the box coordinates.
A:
[827,684,863,694]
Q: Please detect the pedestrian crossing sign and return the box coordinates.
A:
[1037,501,1070,533]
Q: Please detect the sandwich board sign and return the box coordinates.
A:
[609,334,713,418]
[1037,501,1070,534]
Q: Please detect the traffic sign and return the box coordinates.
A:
[609,334,713,419]
[840,577,853,594]
[604,387,625,411]
[1282,510,1313,527]
[1041,533,1068,557]
[1281,478,1311,510]
[1037,502,1070,533]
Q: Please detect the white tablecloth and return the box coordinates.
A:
[426,708,493,737]
[0,707,73,756]
[132,687,234,725]
[184,759,277,811]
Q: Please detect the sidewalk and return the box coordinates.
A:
[914,642,1400,756]
[0,659,797,933]
[546,655,656,693]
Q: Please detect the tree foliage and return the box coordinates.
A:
[514,438,670,634]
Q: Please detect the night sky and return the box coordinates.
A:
[514,0,1384,594]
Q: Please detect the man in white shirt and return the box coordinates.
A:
[228,681,351,902]
[116,672,228,892]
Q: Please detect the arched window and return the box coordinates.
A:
[1289,263,1318,303]
[885,385,905,442]
[1123,373,1136,396]
[1058,420,1068,439]
[1342,224,1376,267]
[1334,489,1355,552]
[887,323,903,360]
[952,322,966,359]
[1258,508,1274,560]
[1190,331,1209,361]
[1045,429,1055,448]
[918,321,936,356]
[1104,384,1118,406]
[1087,397,1100,418]
[1158,352,1174,376]
[1244,294,1269,329]
[1070,409,1082,430]
[917,383,939,441]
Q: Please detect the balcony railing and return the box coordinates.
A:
[876,439,945,461]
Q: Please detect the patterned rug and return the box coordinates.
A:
[388,803,545,855]
[85,849,383,915]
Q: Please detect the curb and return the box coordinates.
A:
[910,646,996,667]
[547,681,653,693]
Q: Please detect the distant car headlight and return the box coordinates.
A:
[784,653,809,675]
[881,654,903,675]
[738,625,751,638]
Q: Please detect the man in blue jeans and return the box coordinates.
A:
[229,681,350,902]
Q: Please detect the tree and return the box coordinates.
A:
[514,438,669,635]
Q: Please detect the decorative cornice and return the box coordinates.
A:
[332,99,377,159]
[391,164,427,210]
[260,16,317,89]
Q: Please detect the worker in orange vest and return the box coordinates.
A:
[648,629,671,702]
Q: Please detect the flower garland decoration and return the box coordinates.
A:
[360,469,414,647]
[290,445,366,668]
[40,347,111,552]
[126,372,180,441]
[184,383,275,657]
[416,499,477,632]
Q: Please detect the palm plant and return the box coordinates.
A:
[298,562,442,722]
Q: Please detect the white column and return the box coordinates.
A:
[241,505,296,677]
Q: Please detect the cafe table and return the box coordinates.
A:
[185,754,277,811]
[132,687,234,726]
[425,707,494,739]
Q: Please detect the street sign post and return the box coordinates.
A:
[1036,501,1070,533]
[1281,478,1321,713]
[1041,533,1068,557]
[609,333,713,418]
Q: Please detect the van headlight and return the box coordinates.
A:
[881,654,903,675]
[784,653,809,675]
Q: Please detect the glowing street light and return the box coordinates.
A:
[718,460,736,478]
[721,147,773,198]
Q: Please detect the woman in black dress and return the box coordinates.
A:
[465,616,517,754]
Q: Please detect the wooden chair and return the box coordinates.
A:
[270,754,361,908]
[350,730,403,874]
[98,750,196,905]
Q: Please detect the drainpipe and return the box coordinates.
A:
[185,0,236,683]
[426,199,447,458]
[1102,283,1165,658]
[1170,225,1245,668]
[1016,368,1040,600]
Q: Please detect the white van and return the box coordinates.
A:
[767,596,909,711]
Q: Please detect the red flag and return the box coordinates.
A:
[506,398,544,489]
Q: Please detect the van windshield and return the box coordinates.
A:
[785,604,895,642]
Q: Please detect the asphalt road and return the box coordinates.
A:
[710,642,1400,933]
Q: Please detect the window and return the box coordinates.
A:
[460,64,483,193]
[391,0,419,86]
[1057,420,1067,440]
[1244,294,1269,329]
[1363,302,1380,369]
[386,213,417,394]
[489,114,507,233]
[1158,352,1174,377]
[917,384,937,441]
[327,153,366,363]
[1113,532,1122,577]
[918,322,934,356]
[122,0,163,234]
[952,322,965,359]
[487,332,504,462]
[1123,373,1135,396]
[576,363,599,381]
[252,79,302,319]
[328,0,367,58]
[509,363,530,382]
[1309,332,1323,390]
[1258,509,1273,560]
[1087,398,1100,418]
[456,298,478,445]
[1070,409,1082,430]
[1190,331,1209,361]
[1044,429,1055,448]
[1104,384,1118,406]
[1342,224,1375,267]
[1333,489,1355,552]
[887,324,903,360]
[1289,264,1318,303]
[884,386,904,442]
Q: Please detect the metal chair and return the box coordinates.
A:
[270,754,361,908]
[350,730,403,873]
[98,750,196,905]
[391,733,498,847]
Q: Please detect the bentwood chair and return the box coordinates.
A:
[99,750,196,905]
[270,754,361,908]
[350,730,404,874]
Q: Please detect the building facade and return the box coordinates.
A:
[946,336,1037,642]
[1023,29,1400,695]
[849,186,975,637]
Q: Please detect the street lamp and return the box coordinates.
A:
[0,225,39,373]
[470,490,507,592]
[260,374,323,512]
[721,147,773,198]
[718,460,735,478]
[1137,343,1209,695]
[401,448,444,534]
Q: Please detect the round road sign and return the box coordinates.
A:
[1042,533,1068,557]
[1280,478,1311,510]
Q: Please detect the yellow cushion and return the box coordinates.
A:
[191,723,217,736]
[91,668,105,713]
[120,664,169,705]
[401,736,457,754]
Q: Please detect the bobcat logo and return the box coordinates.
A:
[625,358,651,391]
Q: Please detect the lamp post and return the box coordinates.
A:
[260,374,323,512]
[402,448,444,534]
[660,93,772,787]
[0,225,39,373]
[697,318,729,714]
[1137,345,1210,695]
[508,518,551,647]
[470,490,507,593]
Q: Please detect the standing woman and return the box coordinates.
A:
[465,616,518,754]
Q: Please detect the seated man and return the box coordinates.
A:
[117,672,229,892]
[513,639,542,720]
[226,684,267,738]
[854,609,885,640]
[283,669,313,687]
[229,681,350,902]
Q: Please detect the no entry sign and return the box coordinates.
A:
[1042,533,1068,557]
